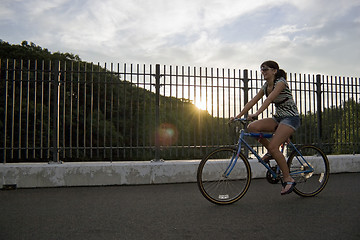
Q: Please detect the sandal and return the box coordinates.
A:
[262,152,273,163]
[281,181,296,195]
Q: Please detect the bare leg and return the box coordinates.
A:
[267,124,295,194]
[247,118,278,133]
[248,120,295,194]
[247,118,276,159]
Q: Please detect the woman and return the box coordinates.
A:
[231,60,300,195]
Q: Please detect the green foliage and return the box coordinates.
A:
[298,98,360,154]
[0,41,231,162]
[333,99,360,154]
[0,40,80,61]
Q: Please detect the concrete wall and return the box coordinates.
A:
[1,155,360,188]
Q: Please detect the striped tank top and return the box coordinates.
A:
[261,77,299,117]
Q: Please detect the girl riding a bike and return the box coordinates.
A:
[231,60,300,195]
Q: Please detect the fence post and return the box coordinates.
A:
[243,69,249,115]
[316,74,322,143]
[51,60,61,163]
[243,69,249,159]
[153,64,162,162]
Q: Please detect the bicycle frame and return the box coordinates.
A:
[225,120,315,180]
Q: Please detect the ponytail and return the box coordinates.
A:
[276,69,287,80]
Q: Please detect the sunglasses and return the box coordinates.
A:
[260,67,272,72]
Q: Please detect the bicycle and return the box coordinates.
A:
[197,118,330,205]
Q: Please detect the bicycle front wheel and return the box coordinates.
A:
[197,147,251,205]
[287,145,330,197]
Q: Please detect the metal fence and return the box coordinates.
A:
[1,59,359,163]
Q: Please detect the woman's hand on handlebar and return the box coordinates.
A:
[229,114,257,124]
[229,116,237,123]
[247,114,258,121]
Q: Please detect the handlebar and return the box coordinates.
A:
[230,116,258,124]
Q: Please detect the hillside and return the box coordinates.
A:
[0,40,227,162]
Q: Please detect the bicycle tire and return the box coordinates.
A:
[197,147,252,205]
[287,145,330,197]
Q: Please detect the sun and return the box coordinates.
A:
[194,99,208,110]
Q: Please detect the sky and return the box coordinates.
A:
[1,0,360,77]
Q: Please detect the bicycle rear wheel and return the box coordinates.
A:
[287,145,330,197]
[197,147,251,205]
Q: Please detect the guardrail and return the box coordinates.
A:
[1,155,359,188]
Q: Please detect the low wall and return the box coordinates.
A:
[1,155,360,188]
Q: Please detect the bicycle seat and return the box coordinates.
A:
[247,132,273,138]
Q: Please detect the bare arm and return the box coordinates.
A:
[234,89,264,119]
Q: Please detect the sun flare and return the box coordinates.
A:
[195,99,208,110]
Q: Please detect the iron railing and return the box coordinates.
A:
[0,59,359,163]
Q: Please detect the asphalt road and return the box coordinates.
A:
[1,173,359,240]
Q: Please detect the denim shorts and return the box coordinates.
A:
[273,116,301,131]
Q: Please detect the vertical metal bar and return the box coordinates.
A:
[239,69,242,117]
[227,69,230,120]
[194,66,197,155]
[169,65,173,157]
[323,75,328,150]
[18,60,23,159]
[62,61,66,159]
[136,64,140,158]
[232,69,236,119]
[243,69,249,116]
[51,60,60,163]
[97,63,101,158]
[243,69,249,158]
[222,68,226,143]
[298,73,304,143]
[76,61,80,158]
[3,59,9,163]
[110,63,114,162]
[316,74,322,142]
[205,67,209,148]
[354,77,359,153]
[350,77,355,153]
[116,63,121,158]
[142,64,146,157]
[69,62,74,159]
[11,59,16,160]
[306,74,310,144]
[175,65,179,157]
[335,76,339,150]
[210,67,214,147]
[330,75,334,149]
[83,63,87,158]
[47,61,52,159]
[154,64,161,161]
[90,63,94,159]
[181,66,185,157]
[216,68,219,145]
[103,63,107,159]
[40,60,44,159]
[129,64,133,158]
[199,67,203,151]
[33,60,37,159]
[188,66,192,151]
[123,63,127,159]
[341,76,345,152]
[149,64,153,156]
[347,77,351,152]
[26,60,30,159]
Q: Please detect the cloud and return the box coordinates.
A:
[1,0,359,77]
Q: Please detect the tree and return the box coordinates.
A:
[333,99,360,154]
